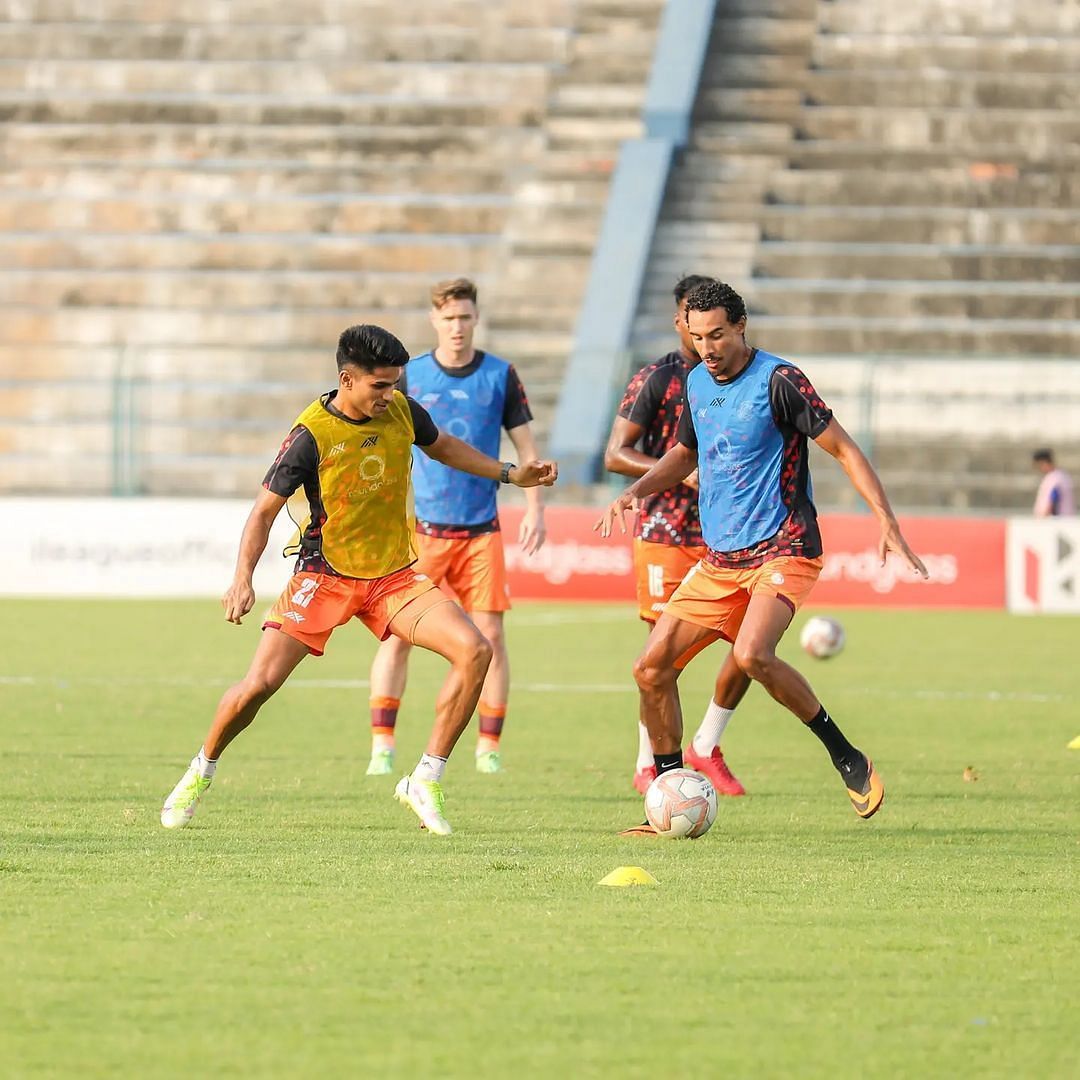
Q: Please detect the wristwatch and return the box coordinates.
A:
[499,462,515,484]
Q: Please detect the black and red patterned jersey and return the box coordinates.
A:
[617,351,702,546]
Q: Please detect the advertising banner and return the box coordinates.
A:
[1006,517,1080,614]
[0,499,1011,610]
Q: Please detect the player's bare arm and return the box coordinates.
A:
[222,488,288,624]
[814,418,928,578]
[422,430,558,488]
[507,422,547,554]
[595,442,698,537]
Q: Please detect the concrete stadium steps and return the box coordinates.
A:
[0,93,544,128]
[763,168,1080,211]
[805,69,1080,111]
[2,0,577,25]
[0,23,572,64]
[750,242,1080,284]
[0,163,520,198]
[812,33,1080,75]
[0,193,512,236]
[1,233,502,273]
[4,124,547,165]
[0,59,553,99]
[819,0,1080,36]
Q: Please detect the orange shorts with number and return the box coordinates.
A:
[665,554,824,648]
[414,531,511,613]
[633,538,708,623]
[263,566,450,655]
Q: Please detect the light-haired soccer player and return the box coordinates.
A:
[366,278,545,776]
[605,274,748,798]
[597,282,926,831]
[160,324,557,835]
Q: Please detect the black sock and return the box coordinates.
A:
[805,706,865,779]
[654,750,683,776]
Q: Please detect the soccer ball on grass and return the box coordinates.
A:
[799,615,845,659]
[644,768,717,839]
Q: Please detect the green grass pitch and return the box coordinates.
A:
[1,600,1076,1078]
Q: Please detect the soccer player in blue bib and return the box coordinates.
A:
[366,278,546,776]
[598,281,927,827]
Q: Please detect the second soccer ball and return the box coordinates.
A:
[644,768,717,839]
[799,615,846,659]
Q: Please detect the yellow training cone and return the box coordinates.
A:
[598,866,658,887]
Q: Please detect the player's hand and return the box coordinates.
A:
[510,460,558,488]
[683,469,699,491]
[879,522,929,579]
[222,579,256,624]
[594,491,638,538]
[518,507,547,555]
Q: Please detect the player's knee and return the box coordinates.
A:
[633,652,670,693]
[733,642,774,682]
[239,672,281,707]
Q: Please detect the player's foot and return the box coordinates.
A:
[618,821,658,837]
[684,745,746,797]
[394,775,452,835]
[632,764,657,795]
[1068,734,1080,750]
[160,758,212,829]
[475,750,502,774]
[841,754,884,819]
[366,748,394,776]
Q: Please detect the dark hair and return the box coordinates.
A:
[336,324,410,372]
[673,274,715,305]
[684,280,748,324]
[1033,449,1054,464]
[431,277,478,309]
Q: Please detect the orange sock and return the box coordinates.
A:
[477,701,506,754]
[370,696,400,751]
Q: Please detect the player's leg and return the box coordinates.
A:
[684,646,751,796]
[469,609,507,773]
[161,628,309,828]
[366,635,411,775]
[382,591,492,835]
[449,532,511,773]
[731,562,883,818]
[364,533,449,775]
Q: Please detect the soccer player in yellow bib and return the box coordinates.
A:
[160,325,557,835]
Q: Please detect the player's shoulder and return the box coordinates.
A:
[476,349,512,373]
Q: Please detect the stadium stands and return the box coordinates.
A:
[0,0,664,493]
[633,0,1080,509]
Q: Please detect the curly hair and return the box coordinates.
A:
[684,280,747,324]
[673,274,715,304]
[336,324,410,372]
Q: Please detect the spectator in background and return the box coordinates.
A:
[1032,450,1076,517]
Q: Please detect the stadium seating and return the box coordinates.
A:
[0,0,665,493]
[633,0,1080,509]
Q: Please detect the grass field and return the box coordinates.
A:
[1,599,1077,1078]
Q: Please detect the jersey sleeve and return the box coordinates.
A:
[263,425,318,497]
[676,401,698,450]
[407,396,439,446]
[617,365,664,427]
[502,366,534,429]
[769,366,833,438]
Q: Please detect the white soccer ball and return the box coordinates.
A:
[799,615,846,659]
[644,768,717,839]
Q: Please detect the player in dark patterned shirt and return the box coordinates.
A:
[604,275,749,801]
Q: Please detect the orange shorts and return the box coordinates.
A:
[414,531,511,613]
[665,555,824,646]
[263,567,450,655]
[633,538,707,623]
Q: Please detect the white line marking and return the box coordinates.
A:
[0,673,1066,703]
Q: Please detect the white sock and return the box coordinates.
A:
[692,700,735,757]
[194,748,217,780]
[413,753,447,783]
[636,722,654,770]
